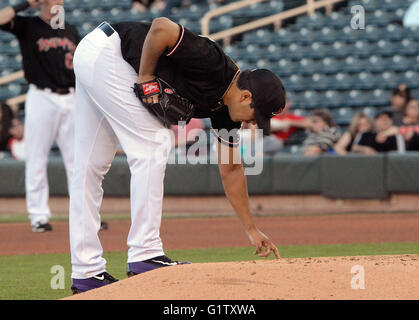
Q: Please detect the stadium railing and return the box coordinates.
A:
[202,0,347,45]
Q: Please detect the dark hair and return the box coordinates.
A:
[0,102,14,151]
[392,84,412,109]
[311,109,336,127]
[237,69,251,91]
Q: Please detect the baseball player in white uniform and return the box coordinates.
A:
[0,0,81,232]
[70,18,285,294]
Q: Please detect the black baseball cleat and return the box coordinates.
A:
[127,255,190,277]
[100,221,109,231]
[71,272,118,294]
[32,222,53,233]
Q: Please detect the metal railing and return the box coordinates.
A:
[202,0,347,44]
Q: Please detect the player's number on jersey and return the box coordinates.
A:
[50,5,65,30]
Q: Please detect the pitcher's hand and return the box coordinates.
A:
[247,227,280,259]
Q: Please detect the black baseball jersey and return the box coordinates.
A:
[112,22,242,147]
[0,15,81,90]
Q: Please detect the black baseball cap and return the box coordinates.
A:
[246,69,286,135]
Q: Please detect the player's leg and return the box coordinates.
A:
[55,92,75,190]
[69,80,119,280]
[24,86,60,230]
[81,30,172,264]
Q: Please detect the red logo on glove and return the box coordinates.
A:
[142,82,160,95]
[164,88,174,94]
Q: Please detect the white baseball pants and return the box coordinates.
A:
[25,85,75,226]
[70,26,172,279]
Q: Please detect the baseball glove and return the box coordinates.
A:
[133,78,195,128]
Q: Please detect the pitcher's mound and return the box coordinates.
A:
[65,255,419,300]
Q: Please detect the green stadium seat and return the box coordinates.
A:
[342,56,366,73]
[319,57,340,74]
[330,73,353,90]
[323,90,346,108]
[306,42,328,59]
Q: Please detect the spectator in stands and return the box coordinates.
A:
[131,0,166,12]
[0,102,13,152]
[352,111,405,154]
[389,84,412,126]
[8,117,25,160]
[301,109,340,156]
[334,113,373,155]
[263,99,310,155]
[375,99,419,151]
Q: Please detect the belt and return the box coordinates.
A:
[36,86,74,95]
[98,21,115,37]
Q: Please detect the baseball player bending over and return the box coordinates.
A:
[70,18,285,294]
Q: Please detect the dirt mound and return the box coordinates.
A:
[65,255,419,300]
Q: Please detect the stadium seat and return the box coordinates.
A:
[345,90,369,107]
[319,27,339,43]
[0,54,8,68]
[273,28,294,46]
[306,42,328,59]
[398,39,418,55]
[353,40,374,58]
[274,58,298,77]
[364,55,386,73]
[311,73,333,91]
[388,55,409,72]
[302,12,327,30]
[407,55,419,70]
[293,28,315,45]
[377,71,401,89]
[323,90,346,108]
[300,90,322,109]
[368,10,391,27]
[352,72,378,90]
[285,74,310,91]
[342,56,366,73]
[373,40,396,57]
[399,71,419,88]
[333,107,354,125]
[329,41,351,58]
[385,24,404,41]
[320,57,340,74]
[330,73,353,90]
[260,43,281,61]
[297,58,319,75]
[243,44,262,63]
[370,89,391,106]
[328,11,349,29]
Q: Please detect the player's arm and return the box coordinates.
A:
[217,141,280,259]
[0,1,39,26]
[137,17,180,103]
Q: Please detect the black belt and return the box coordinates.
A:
[37,86,73,95]
[98,22,115,37]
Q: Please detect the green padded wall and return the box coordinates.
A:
[321,154,388,199]
[387,152,419,193]
[272,154,321,193]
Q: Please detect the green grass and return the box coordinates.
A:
[0,242,417,300]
